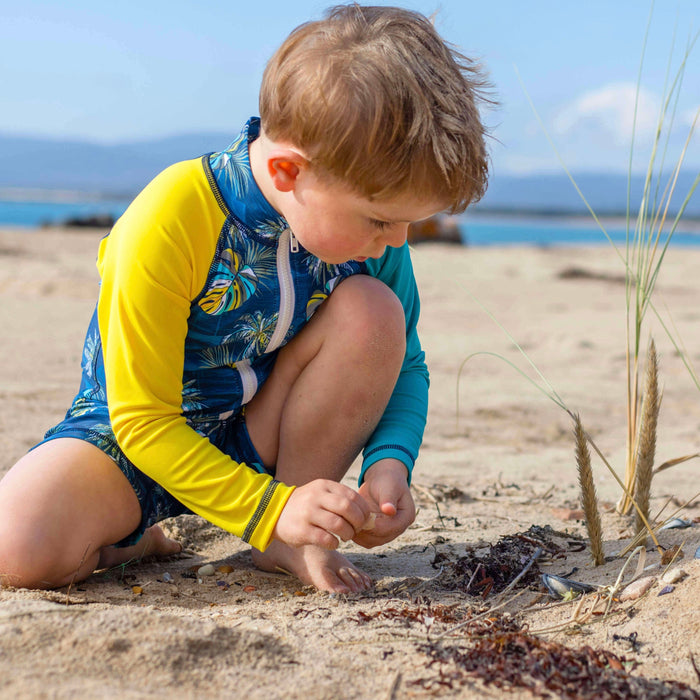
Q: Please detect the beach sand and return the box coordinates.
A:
[1,227,699,699]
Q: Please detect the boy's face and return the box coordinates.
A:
[281,169,445,265]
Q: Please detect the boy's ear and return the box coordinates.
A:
[267,148,309,193]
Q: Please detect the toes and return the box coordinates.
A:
[337,566,372,593]
[163,538,183,556]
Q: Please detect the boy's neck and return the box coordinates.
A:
[248,133,285,217]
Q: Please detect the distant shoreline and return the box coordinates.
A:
[467,209,700,235]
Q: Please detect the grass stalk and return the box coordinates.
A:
[617,28,700,514]
[519,11,699,516]
[633,339,660,537]
[573,414,605,566]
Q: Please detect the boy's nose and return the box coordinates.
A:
[386,223,409,248]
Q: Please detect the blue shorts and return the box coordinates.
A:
[36,408,270,547]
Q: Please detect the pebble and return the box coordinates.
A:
[695,546,700,559]
[197,564,216,577]
[619,575,656,602]
[661,567,686,585]
[162,572,173,583]
[657,585,675,596]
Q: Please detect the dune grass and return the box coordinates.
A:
[457,5,699,559]
[516,7,699,516]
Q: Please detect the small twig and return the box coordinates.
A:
[412,483,438,503]
[497,547,542,599]
[690,653,700,684]
[464,564,482,595]
[64,543,92,603]
[410,566,444,595]
[604,545,646,619]
[385,671,401,700]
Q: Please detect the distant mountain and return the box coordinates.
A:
[0,132,234,195]
[0,132,698,217]
[476,171,700,218]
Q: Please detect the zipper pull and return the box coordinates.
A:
[289,230,299,253]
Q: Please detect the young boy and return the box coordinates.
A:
[0,4,489,594]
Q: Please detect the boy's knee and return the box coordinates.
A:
[329,276,406,359]
[0,522,50,588]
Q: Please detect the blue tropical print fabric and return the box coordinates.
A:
[49,118,365,447]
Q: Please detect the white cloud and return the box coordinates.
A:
[553,83,660,142]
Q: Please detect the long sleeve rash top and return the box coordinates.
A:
[62,118,429,551]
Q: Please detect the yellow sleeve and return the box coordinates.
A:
[96,158,294,551]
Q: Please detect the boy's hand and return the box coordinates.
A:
[272,479,370,549]
[352,459,415,548]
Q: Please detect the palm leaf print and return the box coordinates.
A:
[306,290,328,319]
[304,256,357,287]
[230,230,278,284]
[233,310,278,357]
[198,248,258,315]
[198,344,239,370]
[81,327,100,380]
[254,218,289,244]
[210,131,249,199]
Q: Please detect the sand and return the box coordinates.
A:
[1,227,699,699]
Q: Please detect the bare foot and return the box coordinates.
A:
[97,524,182,570]
[252,541,372,594]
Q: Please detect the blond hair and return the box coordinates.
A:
[259,4,492,213]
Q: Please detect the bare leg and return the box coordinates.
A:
[0,438,180,589]
[245,275,406,593]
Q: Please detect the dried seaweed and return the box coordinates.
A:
[355,602,462,626]
[412,615,700,699]
[436,525,568,595]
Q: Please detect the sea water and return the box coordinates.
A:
[1,197,699,247]
[0,197,131,228]
[462,213,700,247]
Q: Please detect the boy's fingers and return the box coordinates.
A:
[310,526,341,550]
[380,501,398,516]
[317,510,356,542]
[322,491,370,531]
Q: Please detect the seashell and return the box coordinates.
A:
[659,518,693,531]
[661,567,686,585]
[619,575,656,601]
[657,585,675,596]
[695,546,700,560]
[197,564,216,577]
[162,572,173,583]
[360,512,378,532]
[541,573,596,599]
[216,564,234,574]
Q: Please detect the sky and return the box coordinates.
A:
[2,0,699,175]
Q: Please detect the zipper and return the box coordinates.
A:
[236,359,258,404]
[266,227,296,353]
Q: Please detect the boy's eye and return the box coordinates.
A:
[370,218,390,231]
